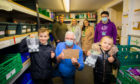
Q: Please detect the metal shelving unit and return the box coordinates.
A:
[0,32,38,49]
[64,18,96,22]
[8,0,53,22]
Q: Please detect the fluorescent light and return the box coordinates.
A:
[63,0,70,12]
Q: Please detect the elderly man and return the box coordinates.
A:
[55,31,84,84]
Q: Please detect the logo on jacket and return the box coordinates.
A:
[101,25,108,30]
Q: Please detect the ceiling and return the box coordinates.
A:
[38,0,114,12]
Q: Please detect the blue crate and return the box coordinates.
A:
[15,72,33,84]
[20,52,30,63]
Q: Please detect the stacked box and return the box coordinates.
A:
[0,53,23,84]
[26,24,31,33]
[6,23,17,36]
[0,22,7,38]
[31,24,37,32]
[16,23,27,34]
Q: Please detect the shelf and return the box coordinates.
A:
[64,18,96,22]
[8,0,53,22]
[0,32,38,49]
[134,9,140,12]
[8,58,31,84]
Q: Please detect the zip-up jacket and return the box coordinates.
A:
[91,43,120,83]
[19,38,56,79]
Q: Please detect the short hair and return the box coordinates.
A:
[100,36,113,43]
[38,28,49,35]
[58,15,64,18]
[101,11,109,16]
[65,31,76,40]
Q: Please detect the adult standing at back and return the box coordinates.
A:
[81,19,94,56]
[94,11,117,44]
[68,19,81,47]
[52,15,68,45]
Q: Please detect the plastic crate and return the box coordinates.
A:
[16,23,27,35]
[117,45,140,52]
[15,72,33,84]
[38,8,42,14]
[0,22,7,38]
[117,45,140,66]
[26,24,31,33]
[20,52,30,63]
[0,53,23,84]
[31,24,37,32]
[5,23,17,36]
[117,65,140,84]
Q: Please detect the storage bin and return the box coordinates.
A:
[5,23,17,36]
[16,23,27,34]
[15,72,33,84]
[26,24,31,33]
[117,45,140,66]
[0,53,23,84]
[0,22,7,38]
[116,45,140,84]
[20,52,30,63]
[38,8,42,14]
[31,24,37,32]
[117,65,140,84]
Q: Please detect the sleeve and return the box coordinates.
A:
[51,45,57,63]
[88,26,94,41]
[18,37,29,53]
[77,49,84,71]
[52,23,59,41]
[76,27,81,43]
[94,25,98,43]
[112,54,120,69]
[55,43,62,57]
[112,23,117,44]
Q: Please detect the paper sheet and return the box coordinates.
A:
[63,49,79,59]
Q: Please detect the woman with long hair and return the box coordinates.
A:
[81,19,94,57]
[68,19,81,47]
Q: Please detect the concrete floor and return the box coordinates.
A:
[53,65,94,84]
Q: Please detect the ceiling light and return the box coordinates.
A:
[63,0,70,12]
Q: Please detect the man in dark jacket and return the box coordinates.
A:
[52,15,68,45]
[19,28,56,84]
[94,11,117,44]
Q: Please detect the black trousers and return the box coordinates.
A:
[33,78,53,84]
[94,70,111,84]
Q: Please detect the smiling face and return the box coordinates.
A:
[39,32,49,45]
[84,20,89,27]
[100,37,113,51]
[72,19,77,26]
[59,16,64,23]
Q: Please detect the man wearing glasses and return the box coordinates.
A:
[94,11,117,44]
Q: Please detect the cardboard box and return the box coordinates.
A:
[63,49,79,59]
